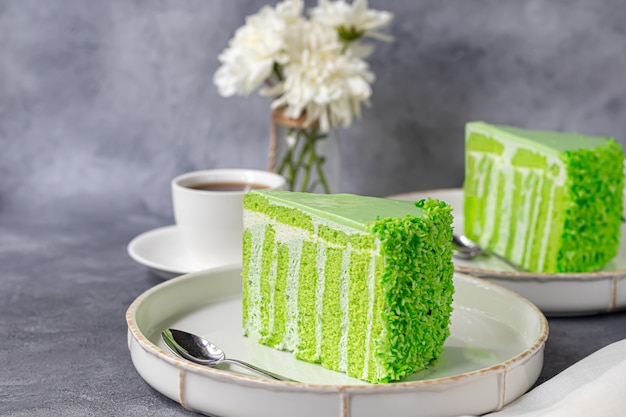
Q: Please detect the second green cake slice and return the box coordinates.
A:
[464,121,624,273]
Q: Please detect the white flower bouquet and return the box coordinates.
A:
[214,0,393,192]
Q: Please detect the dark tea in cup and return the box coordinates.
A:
[187,182,270,192]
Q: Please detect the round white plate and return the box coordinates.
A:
[126,265,547,417]
[390,188,626,316]
[127,226,193,279]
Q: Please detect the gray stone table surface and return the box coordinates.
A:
[2,199,626,417]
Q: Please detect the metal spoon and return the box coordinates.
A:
[452,234,526,272]
[161,328,298,382]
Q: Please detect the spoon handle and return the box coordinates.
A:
[222,358,298,383]
[480,247,527,272]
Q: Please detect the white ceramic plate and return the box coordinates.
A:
[126,265,547,417]
[389,188,626,316]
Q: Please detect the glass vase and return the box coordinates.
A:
[269,108,341,194]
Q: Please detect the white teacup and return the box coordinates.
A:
[172,169,286,269]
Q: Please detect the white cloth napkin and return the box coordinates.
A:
[475,339,626,417]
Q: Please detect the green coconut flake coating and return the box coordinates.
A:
[558,140,624,272]
[371,199,455,382]
[242,191,454,383]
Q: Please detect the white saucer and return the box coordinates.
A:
[127,225,194,280]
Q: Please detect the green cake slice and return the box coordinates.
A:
[242,191,454,383]
[464,121,624,273]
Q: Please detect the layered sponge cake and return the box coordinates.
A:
[241,191,454,383]
[464,121,624,273]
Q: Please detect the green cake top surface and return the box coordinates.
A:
[246,190,425,231]
[467,121,614,153]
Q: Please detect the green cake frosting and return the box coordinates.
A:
[464,121,624,273]
[242,191,454,383]
[252,190,428,231]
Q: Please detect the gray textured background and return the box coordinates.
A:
[4,0,626,217]
[3,1,626,416]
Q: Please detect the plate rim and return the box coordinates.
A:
[388,188,626,281]
[126,264,548,392]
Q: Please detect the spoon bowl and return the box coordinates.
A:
[452,234,483,259]
[161,328,298,382]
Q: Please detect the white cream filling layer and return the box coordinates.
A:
[315,242,326,360]
[281,240,302,351]
[244,222,267,338]
[510,169,532,264]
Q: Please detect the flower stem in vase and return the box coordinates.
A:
[270,107,340,194]
[302,128,330,193]
[276,126,331,194]
[300,133,316,192]
[276,129,298,191]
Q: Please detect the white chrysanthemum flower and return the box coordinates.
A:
[213,0,304,96]
[264,21,374,131]
[310,0,393,42]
